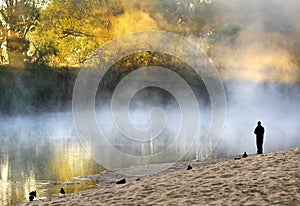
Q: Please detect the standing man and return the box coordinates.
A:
[254,121,265,154]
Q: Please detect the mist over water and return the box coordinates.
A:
[1,70,299,205]
[0,113,102,205]
[193,0,300,154]
[1,0,300,204]
[94,80,300,158]
[221,81,300,155]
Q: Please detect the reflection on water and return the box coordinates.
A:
[0,112,212,205]
[0,113,104,205]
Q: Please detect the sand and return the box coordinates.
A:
[21,147,300,206]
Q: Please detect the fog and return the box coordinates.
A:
[0,112,100,181]
[0,113,104,205]
[1,0,299,163]
[1,0,300,204]
[89,0,300,157]
[208,0,300,154]
[210,0,300,84]
[221,81,300,155]
[91,80,300,160]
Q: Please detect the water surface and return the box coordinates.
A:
[0,113,103,205]
[0,112,211,205]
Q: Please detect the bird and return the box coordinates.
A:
[29,191,36,197]
[60,188,65,194]
[29,195,34,201]
[187,165,192,170]
[116,178,126,184]
[176,18,183,25]
[242,152,248,158]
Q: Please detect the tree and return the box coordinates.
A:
[0,0,44,67]
[29,0,122,67]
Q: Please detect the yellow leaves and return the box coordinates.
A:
[28,0,114,67]
[111,10,158,37]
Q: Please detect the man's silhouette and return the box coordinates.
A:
[254,121,265,154]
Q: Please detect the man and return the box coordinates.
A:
[254,121,265,154]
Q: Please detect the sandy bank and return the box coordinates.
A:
[21,147,300,205]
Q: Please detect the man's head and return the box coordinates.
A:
[257,121,261,125]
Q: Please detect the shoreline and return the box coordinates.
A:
[21,147,300,205]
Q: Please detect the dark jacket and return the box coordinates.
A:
[254,125,264,139]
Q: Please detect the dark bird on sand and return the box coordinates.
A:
[116,178,126,184]
[29,195,34,201]
[60,188,65,194]
[187,165,192,170]
[29,191,36,197]
[243,152,248,158]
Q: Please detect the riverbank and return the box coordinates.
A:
[21,146,300,205]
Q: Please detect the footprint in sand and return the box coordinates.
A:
[220,174,234,178]
[205,175,217,179]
